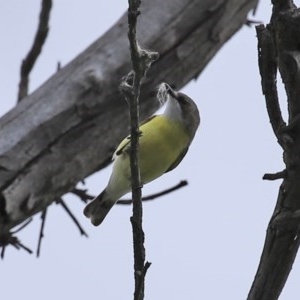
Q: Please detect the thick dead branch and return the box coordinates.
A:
[17,0,52,102]
[0,0,258,241]
[248,1,300,300]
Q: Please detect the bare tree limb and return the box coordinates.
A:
[0,232,33,259]
[36,208,47,257]
[11,218,33,234]
[57,199,88,237]
[248,1,300,299]
[17,0,52,102]
[72,180,187,205]
[11,240,33,255]
[117,180,188,204]
[71,188,94,203]
[120,1,158,299]
[262,170,286,181]
[36,198,88,257]
[0,0,258,248]
[256,24,286,146]
[0,219,33,258]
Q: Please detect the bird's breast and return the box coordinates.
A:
[138,115,189,183]
[107,115,190,199]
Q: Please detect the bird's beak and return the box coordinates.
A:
[165,83,179,99]
[157,82,179,106]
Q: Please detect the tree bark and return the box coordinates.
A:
[247,1,300,299]
[0,0,258,235]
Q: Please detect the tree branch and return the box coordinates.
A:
[256,24,286,146]
[36,208,47,257]
[72,180,187,205]
[0,0,258,249]
[262,170,286,181]
[117,180,188,204]
[17,0,52,102]
[248,1,300,299]
[57,199,88,237]
[71,188,94,203]
[0,231,33,259]
[120,1,158,299]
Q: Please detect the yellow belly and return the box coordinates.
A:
[106,115,189,199]
[139,116,188,182]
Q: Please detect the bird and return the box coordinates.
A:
[84,83,200,226]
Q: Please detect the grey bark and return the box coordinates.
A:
[248,1,300,299]
[0,0,258,234]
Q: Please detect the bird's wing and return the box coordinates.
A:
[139,115,156,126]
[112,115,157,160]
[164,147,189,173]
[112,136,131,160]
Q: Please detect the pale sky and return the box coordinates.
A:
[1,1,300,299]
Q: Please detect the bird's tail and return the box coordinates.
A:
[83,190,115,226]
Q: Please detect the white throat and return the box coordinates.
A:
[163,97,182,122]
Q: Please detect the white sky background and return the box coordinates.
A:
[1,1,299,299]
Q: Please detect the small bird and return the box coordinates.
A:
[84,83,200,226]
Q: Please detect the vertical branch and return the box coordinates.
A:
[256,24,286,144]
[17,0,52,102]
[36,208,47,257]
[248,1,300,299]
[120,1,158,299]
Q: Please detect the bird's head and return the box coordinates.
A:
[158,83,200,139]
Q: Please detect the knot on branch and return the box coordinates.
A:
[138,48,159,76]
[74,68,104,96]
[120,71,135,98]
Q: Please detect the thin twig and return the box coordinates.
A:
[0,233,33,259]
[57,61,61,72]
[263,170,286,181]
[71,188,94,203]
[11,218,33,234]
[16,242,33,255]
[1,246,5,259]
[117,180,188,205]
[72,181,187,205]
[122,1,158,299]
[245,19,262,27]
[17,0,52,101]
[0,220,33,258]
[127,3,145,297]
[36,208,47,257]
[57,199,88,237]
